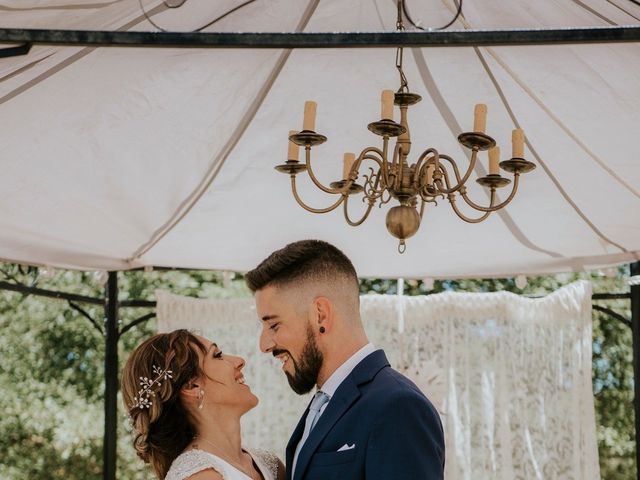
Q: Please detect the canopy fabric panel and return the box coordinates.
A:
[1,0,639,277]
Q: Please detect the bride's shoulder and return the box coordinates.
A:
[247,448,284,480]
[165,449,224,480]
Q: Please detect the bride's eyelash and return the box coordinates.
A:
[213,350,223,359]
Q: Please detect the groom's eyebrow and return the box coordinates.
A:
[261,314,278,322]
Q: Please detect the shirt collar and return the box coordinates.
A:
[318,343,377,398]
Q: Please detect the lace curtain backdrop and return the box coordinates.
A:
[155,280,599,480]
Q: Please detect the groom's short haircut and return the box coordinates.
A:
[245,239,358,292]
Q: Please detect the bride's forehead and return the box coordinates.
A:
[195,335,217,351]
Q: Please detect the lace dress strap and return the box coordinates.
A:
[165,449,227,480]
[248,448,280,480]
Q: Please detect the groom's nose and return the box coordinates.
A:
[259,329,275,353]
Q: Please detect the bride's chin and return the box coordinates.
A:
[240,393,259,414]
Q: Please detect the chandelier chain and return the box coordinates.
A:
[396,0,409,93]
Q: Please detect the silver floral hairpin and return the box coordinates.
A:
[133,365,173,410]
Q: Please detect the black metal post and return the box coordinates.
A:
[631,261,640,480]
[0,26,640,49]
[104,272,119,480]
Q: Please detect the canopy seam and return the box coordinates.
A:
[431,0,633,254]
[605,0,640,22]
[0,1,123,11]
[0,52,54,84]
[126,0,322,264]
[410,48,565,260]
[474,47,630,254]
[0,2,169,107]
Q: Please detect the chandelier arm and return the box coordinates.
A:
[434,162,454,191]
[362,156,387,196]
[460,173,521,212]
[390,141,402,191]
[380,138,392,187]
[343,193,375,226]
[290,176,345,214]
[352,147,385,181]
[419,197,427,219]
[418,189,441,203]
[363,174,384,200]
[359,150,385,170]
[448,190,494,223]
[413,148,439,185]
[303,146,350,195]
[353,151,386,202]
[432,151,478,194]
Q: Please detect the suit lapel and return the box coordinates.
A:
[292,350,390,480]
[293,379,360,480]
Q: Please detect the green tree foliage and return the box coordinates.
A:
[0,264,635,478]
[0,266,250,479]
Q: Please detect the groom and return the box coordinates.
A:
[246,239,445,480]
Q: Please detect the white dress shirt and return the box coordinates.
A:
[291,343,377,478]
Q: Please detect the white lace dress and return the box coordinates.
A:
[165,448,279,480]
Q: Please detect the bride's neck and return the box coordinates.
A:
[194,408,243,459]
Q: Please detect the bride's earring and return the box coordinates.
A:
[197,388,205,410]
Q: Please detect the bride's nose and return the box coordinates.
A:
[234,356,246,370]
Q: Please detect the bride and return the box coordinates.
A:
[122,329,284,480]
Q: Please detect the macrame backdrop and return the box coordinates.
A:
[156,281,599,480]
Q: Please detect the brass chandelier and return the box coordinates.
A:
[275,1,535,253]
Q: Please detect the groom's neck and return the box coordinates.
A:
[316,336,369,388]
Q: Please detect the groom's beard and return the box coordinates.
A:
[277,327,323,395]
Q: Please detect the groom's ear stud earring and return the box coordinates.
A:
[319,326,326,333]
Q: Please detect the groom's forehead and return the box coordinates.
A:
[254,286,283,317]
[255,284,309,317]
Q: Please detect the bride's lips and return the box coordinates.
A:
[235,374,249,387]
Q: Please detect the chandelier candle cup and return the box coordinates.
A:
[303,101,317,132]
[381,90,395,120]
[474,104,488,133]
[499,128,535,174]
[488,146,500,175]
[275,130,308,174]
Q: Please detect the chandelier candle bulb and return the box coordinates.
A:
[287,130,299,161]
[381,90,395,120]
[512,128,525,158]
[303,101,317,131]
[343,153,356,179]
[488,146,500,175]
[473,103,488,133]
[426,164,435,184]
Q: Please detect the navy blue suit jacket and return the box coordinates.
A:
[286,349,445,480]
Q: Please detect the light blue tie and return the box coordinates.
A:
[306,391,330,432]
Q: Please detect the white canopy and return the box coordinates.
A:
[1,0,639,278]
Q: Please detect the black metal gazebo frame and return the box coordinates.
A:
[1,265,638,480]
[0,25,639,480]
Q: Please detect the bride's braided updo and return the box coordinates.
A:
[122,329,207,479]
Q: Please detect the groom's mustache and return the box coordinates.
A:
[272,349,291,358]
